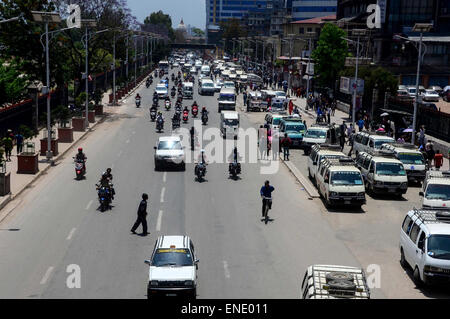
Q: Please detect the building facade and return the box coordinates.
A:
[292,0,337,21]
[336,0,450,88]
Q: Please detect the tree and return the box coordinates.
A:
[311,23,349,91]
[144,10,175,41]
[340,66,398,111]
[192,27,205,37]
[220,18,247,54]
[174,29,186,43]
[0,58,28,106]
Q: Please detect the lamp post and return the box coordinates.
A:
[31,11,62,162]
[395,23,432,144]
[342,29,366,127]
[0,16,21,24]
[281,34,295,95]
[305,31,316,101]
[80,19,98,129]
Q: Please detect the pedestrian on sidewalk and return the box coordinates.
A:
[15,131,24,155]
[2,134,13,162]
[243,91,248,106]
[348,130,356,156]
[331,99,336,116]
[131,193,149,236]
[281,133,292,161]
[288,99,294,115]
[426,142,435,169]
[339,121,347,151]
[419,125,425,147]
[327,106,331,124]
[434,150,443,171]
[357,117,365,132]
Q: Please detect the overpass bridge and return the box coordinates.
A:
[170,43,218,50]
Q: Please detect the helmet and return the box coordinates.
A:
[202,106,206,110]
[106,168,112,173]
[78,147,83,152]
[142,193,149,200]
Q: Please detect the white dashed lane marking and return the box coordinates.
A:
[66,228,76,241]
[86,200,93,210]
[156,210,163,231]
[40,267,54,285]
[160,187,165,203]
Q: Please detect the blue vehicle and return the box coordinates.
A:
[97,186,111,212]
[160,79,168,89]
[280,119,306,148]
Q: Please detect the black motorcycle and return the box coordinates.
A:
[156,117,164,133]
[195,162,207,182]
[229,161,242,179]
[150,109,157,121]
[201,113,208,125]
[97,185,112,212]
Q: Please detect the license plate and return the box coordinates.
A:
[388,188,396,193]
[345,201,351,205]
[293,141,299,146]
[344,198,352,201]
[166,293,177,297]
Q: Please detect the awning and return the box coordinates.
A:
[406,36,450,43]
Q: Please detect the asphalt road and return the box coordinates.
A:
[0,68,384,299]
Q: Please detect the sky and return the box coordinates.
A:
[127,0,206,30]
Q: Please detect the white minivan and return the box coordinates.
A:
[217,88,236,112]
[220,111,239,139]
[400,209,450,286]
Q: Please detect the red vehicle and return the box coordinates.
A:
[183,110,189,123]
[192,105,198,117]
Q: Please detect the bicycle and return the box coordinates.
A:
[262,196,272,225]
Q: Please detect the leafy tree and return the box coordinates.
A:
[174,29,186,43]
[0,58,28,105]
[144,10,175,41]
[192,27,205,37]
[311,23,349,92]
[220,18,247,54]
[340,66,398,110]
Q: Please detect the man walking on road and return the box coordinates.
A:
[131,193,149,236]
[281,133,292,161]
[15,132,24,155]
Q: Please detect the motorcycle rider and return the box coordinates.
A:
[156,111,164,123]
[195,149,208,177]
[104,168,115,200]
[75,147,87,171]
[97,172,113,201]
[260,180,275,218]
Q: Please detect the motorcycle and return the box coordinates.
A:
[172,117,180,130]
[201,113,208,125]
[73,158,86,180]
[171,90,176,98]
[97,185,112,212]
[150,109,157,122]
[182,111,189,123]
[165,100,171,110]
[135,98,141,108]
[192,107,198,118]
[146,81,150,88]
[156,117,164,132]
[195,162,207,182]
[229,161,242,178]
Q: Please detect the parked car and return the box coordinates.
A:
[429,86,443,95]
[422,89,440,102]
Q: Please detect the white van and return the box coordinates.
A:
[182,82,194,99]
[302,123,341,155]
[301,265,370,299]
[400,209,450,286]
[380,143,427,183]
[198,79,215,96]
[220,111,239,139]
[200,65,211,76]
[420,171,450,210]
[356,150,408,197]
[307,144,346,184]
[353,132,395,156]
[217,88,236,112]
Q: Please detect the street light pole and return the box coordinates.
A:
[306,36,313,100]
[112,33,116,106]
[81,20,97,129]
[135,35,138,88]
[352,34,360,128]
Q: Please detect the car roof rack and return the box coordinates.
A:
[426,170,450,180]
[368,149,396,158]
[386,143,418,150]
[320,157,356,168]
[316,144,342,151]
[411,208,450,224]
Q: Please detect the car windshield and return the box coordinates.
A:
[224,119,238,126]
[285,124,305,132]
[427,235,450,260]
[374,140,394,148]
[272,118,281,125]
[305,130,326,138]
[425,184,450,200]
[224,84,234,88]
[203,83,214,87]
[151,248,193,266]
[158,141,182,150]
[375,163,406,176]
[275,92,286,97]
[331,171,364,186]
[398,153,425,165]
[219,95,235,102]
[272,102,284,108]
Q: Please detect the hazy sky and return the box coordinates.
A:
[127,0,206,29]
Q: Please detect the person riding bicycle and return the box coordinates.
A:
[260,180,275,218]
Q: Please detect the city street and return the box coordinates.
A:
[1,65,448,299]
[0,69,377,299]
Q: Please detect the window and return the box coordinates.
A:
[409,223,421,244]
[363,158,371,170]
[299,27,304,34]
[402,216,413,234]
[369,140,374,148]
[361,136,369,145]
[417,232,426,251]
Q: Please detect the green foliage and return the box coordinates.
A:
[220,18,247,40]
[311,23,349,90]
[75,92,87,108]
[144,10,175,41]
[19,124,37,141]
[339,66,399,109]
[93,88,104,106]
[192,28,205,37]
[0,58,28,105]
[53,105,71,127]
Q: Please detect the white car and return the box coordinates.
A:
[155,84,168,99]
[154,136,185,171]
[422,89,440,102]
[145,235,198,298]
[223,81,235,89]
[214,79,223,92]
[173,62,179,67]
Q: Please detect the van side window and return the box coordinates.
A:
[363,158,371,170]
[369,161,375,171]
[355,134,362,143]
[402,216,413,234]
[361,136,369,145]
[417,232,426,251]
[409,223,421,244]
[369,140,374,148]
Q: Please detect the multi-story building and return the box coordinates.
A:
[336,0,450,88]
[292,0,337,21]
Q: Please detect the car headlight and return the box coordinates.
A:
[358,192,366,197]
[330,192,338,197]
[150,280,159,286]
[184,280,194,286]
[424,265,446,273]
